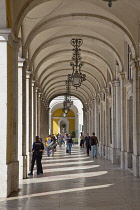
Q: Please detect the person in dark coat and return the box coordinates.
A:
[28,136,44,176]
[85,133,91,156]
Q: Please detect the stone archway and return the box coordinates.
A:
[58,118,69,135]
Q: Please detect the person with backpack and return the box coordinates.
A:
[90,132,99,158]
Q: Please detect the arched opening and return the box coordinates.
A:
[50,96,83,141]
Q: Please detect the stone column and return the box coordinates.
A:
[36,87,39,135]
[0,29,11,197]
[93,99,96,133]
[38,92,41,137]
[49,107,52,134]
[82,107,86,135]
[116,81,121,164]
[118,73,127,169]
[132,60,140,176]
[22,59,28,179]
[104,88,110,160]
[0,29,21,197]
[26,70,31,172]
[88,109,90,134]
[46,107,50,137]
[100,93,105,157]
[32,80,36,142]
[110,80,120,164]
[110,81,117,163]
[18,58,25,179]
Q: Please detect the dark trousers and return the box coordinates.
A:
[86,145,91,156]
[31,152,42,174]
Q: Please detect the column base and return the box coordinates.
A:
[120,151,126,169]
[23,155,27,179]
[98,144,102,156]
[127,152,133,170]
[132,155,140,177]
[101,145,105,157]
[110,148,120,164]
[28,151,32,172]
[18,155,23,179]
[0,161,19,198]
[105,146,110,160]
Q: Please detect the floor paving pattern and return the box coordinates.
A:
[0,145,140,210]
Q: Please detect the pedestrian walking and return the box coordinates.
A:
[90,132,99,158]
[85,133,91,156]
[67,134,73,154]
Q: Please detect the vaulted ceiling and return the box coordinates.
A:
[10,0,140,105]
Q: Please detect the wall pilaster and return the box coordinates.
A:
[18,58,25,179]
[132,59,140,176]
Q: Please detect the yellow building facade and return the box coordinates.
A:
[52,108,75,135]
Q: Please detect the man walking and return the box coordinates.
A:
[90,132,99,158]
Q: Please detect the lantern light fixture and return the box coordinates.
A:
[68,38,86,89]
[102,0,118,7]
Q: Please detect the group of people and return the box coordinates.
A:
[56,133,74,154]
[28,132,98,176]
[80,132,99,158]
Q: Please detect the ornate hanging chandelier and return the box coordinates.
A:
[62,79,73,116]
[102,0,118,7]
[68,38,86,89]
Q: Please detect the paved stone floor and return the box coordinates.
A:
[0,145,140,210]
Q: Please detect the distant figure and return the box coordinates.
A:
[45,135,52,156]
[80,132,85,148]
[85,133,91,156]
[39,138,44,173]
[58,134,63,147]
[90,132,99,158]
[67,134,73,154]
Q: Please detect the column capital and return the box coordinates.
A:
[118,72,126,81]
[36,87,40,93]
[111,80,120,87]
[38,93,42,98]
[0,28,11,41]
[32,80,36,87]
[99,92,104,100]
[8,30,21,49]
[23,59,29,70]
[104,87,109,94]
[134,59,140,68]
[18,57,26,68]
[26,70,32,79]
